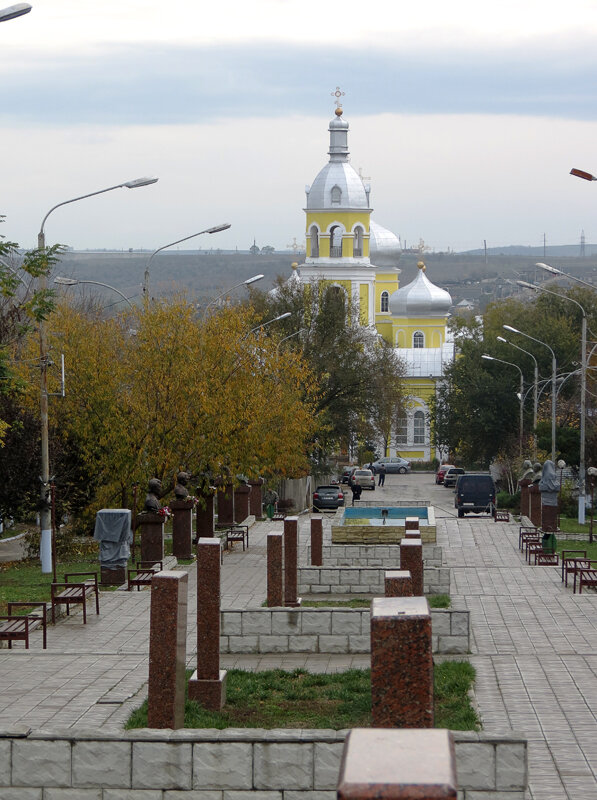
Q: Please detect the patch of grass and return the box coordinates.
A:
[555,537,597,560]
[300,595,451,609]
[0,558,102,615]
[559,517,591,535]
[126,663,478,731]
[428,594,451,608]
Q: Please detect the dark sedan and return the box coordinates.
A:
[313,485,345,512]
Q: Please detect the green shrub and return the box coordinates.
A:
[559,480,577,518]
[496,491,520,512]
[411,459,439,472]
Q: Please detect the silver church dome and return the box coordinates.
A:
[389,262,452,318]
[369,220,402,267]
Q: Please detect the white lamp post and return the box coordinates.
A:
[0,3,31,21]
[482,354,524,456]
[497,335,538,458]
[143,224,231,299]
[276,328,306,353]
[203,273,264,314]
[54,276,133,309]
[244,312,292,340]
[37,176,158,573]
[503,324,557,464]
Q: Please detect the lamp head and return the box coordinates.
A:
[497,336,507,343]
[481,354,494,361]
[570,168,596,182]
[245,274,264,285]
[0,3,32,21]
[517,280,537,290]
[54,276,78,286]
[275,312,292,322]
[503,325,520,334]
[124,177,158,188]
[206,223,231,234]
[536,262,561,275]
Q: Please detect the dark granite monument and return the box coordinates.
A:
[267,531,284,606]
[94,508,132,586]
[400,538,423,596]
[284,516,300,607]
[310,516,323,566]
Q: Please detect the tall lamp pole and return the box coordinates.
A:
[482,354,524,456]
[497,335,538,458]
[203,273,264,314]
[54,276,133,308]
[518,277,587,523]
[503,324,556,464]
[143,224,231,299]
[37,176,158,573]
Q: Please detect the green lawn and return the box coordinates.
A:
[126,662,479,731]
[555,538,597,560]
[0,558,102,614]
[301,594,451,609]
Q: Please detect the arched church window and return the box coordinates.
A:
[413,410,425,444]
[330,225,343,258]
[331,185,342,205]
[413,331,424,348]
[310,225,319,258]
[381,291,389,313]
[354,225,364,257]
[395,416,407,444]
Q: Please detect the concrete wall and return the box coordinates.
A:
[220,607,469,655]
[298,566,451,596]
[305,543,443,568]
[0,727,527,799]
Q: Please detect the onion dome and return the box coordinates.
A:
[369,220,402,267]
[305,107,370,210]
[389,261,452,317]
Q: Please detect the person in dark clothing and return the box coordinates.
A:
[378,464,386,486]
[350,482,363,505]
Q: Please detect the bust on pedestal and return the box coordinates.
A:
[170,471,193,559]
[137,478,165,562]
[539,459,559,535]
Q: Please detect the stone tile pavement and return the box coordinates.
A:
[1,473,597,798]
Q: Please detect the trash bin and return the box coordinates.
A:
[542,532,557,554]
[94,508,132,585]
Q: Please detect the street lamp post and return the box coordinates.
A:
[37,176,158,573]
[503,324,556,464]
[482,354,524,455]
[276,328,307,353]
[243,312,292,339]
[518,276,588,524]
[203,273,264,314]
[54,276,133,308]
[497,335,538,458]
[143,224,231,299]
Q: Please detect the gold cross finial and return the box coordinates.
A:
[331,86,345,111]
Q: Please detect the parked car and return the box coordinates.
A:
[370,456,411,474]
[435,464,455,485]
[443,467,465,488]
[350,469,376,490]
[313,485,345,512]
[340,466,357,484]
[454,474,496,517]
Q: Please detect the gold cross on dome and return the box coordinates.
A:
[331,86,345,109]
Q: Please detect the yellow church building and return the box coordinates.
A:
[297,101,454,462]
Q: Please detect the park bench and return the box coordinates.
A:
[534,551,559,566]
[573,562,597,594]
[51,572,99,624]
[564,557,593,589]
[519,526,539,551]
[127,560,164,591]
[0,602,47,649]
[215,523,249,551]
[561,550,587,583]
[494,509,510,522]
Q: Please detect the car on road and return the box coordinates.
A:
[370,456,411,474]
[454,474,496,517]
[349,469,376,490]
[443,467,465,488]
[313,485,345,512]
[435,464,455,484]
[340,466,357,484]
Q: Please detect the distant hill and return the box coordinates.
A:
[463,243,597,257]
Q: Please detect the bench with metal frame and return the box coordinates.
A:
[215,523,249,551]
[127,560,164,591]
[519,526,539,551]
[494,509,510,523]
[534,551,560,566]
[0,602,47,649]
[561,550,587,584]
[573,562,597,594]
[51,572,99,624]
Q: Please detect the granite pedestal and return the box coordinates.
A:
[234,484,251,523]
[100,566,126,586]
[403,530,420,540]
[529,484,542,528]
[370,596,434,728]
[248,478,264,517]
[311,516,323,566]
[400,538,423,596]
[217,486,235,525]
[284,516,300,607]
[404,517,419,531]
[541,503,558,532]
[196,491,215,538]
[136,513,164,562]
[519,478,531,519]
[384,570,413,597]
[267,531,284,607]
[147,570,188,729]
[338,729,457,800]
[188,538,227,709]
[170,499,193,559]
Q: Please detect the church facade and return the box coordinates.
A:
[297,101,454,462]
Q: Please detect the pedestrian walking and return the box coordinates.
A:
[378,463,386,486]
[350,482,363,505]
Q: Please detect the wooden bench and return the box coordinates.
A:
[494,509,510,522]
[215,523,249,551]
[576,566,597,594]
[519,526,539,551]
[51,572,99,624]
[525,538,543,563]
[127,561,164,591]
[0,602,47,649]
[535,552,559,566]
[561,550,587,583]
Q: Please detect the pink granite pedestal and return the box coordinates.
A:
[137,513,164,562]
[311,516,323,566]
[196,491,215,539]
[519,478,531,518]
[403,530,420,540]
[248,478,264,517]
[217,485,235,525]
[188,538,227,709]
[400,538,423,596]
[370,596,434,728]
[100,566,126,586]
[170,500,193,559]
[529,484,542,528]
[267,532,284,606]
[284,516,300,607]
[147,570,188,729]
[384,570,413,597]
[541,503,558,532]
[234,484,251,523]
[404,517,419,531]
[338,729,457,800]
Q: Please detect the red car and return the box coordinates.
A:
[435,464,455,485]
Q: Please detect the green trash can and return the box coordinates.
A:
[542,532,557,554]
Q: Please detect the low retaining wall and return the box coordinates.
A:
[220,607,469,655]
[0,727,527,799]
[298,565,450,596]
[0,531,28,563]
[305,543,443,568]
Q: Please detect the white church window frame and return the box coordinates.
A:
[413,410,426,444]
[353,224,364,257]
[329,224,344,258]
[395,415,408,445]
[331,185,342,205]
[413,330,425,348]
[380,291,389,313]
[309,225,319,258]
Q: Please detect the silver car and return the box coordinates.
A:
[370,457,411,474]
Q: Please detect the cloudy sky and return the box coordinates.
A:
[2,0,597,253]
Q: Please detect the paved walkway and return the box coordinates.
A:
[1,474,597,799]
